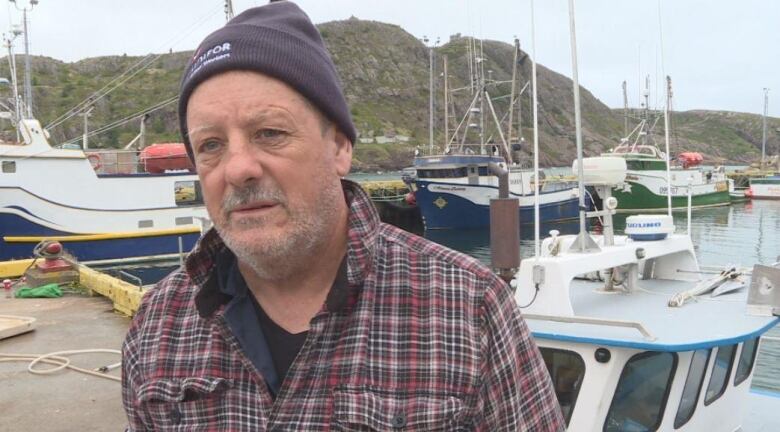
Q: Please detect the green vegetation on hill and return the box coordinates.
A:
[1,18,777,170]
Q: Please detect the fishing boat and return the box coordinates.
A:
[515,157,780,431]
[411,154,580,229]
[0,118,208,264]
[594,79,733,212]
[747,175,780,199]
[407,38,581,230]
[0,6,207,265]
[602,142,732,212]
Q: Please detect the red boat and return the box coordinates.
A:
[677,152,703,169]
[140,143,195,174]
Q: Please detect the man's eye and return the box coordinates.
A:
[199,139,222,153]
[257,129,285,140]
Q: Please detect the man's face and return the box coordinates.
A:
[186,70,352,278]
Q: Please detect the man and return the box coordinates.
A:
[122,1,564,430]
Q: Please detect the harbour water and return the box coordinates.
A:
[424,199,780,393]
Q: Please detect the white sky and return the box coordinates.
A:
[2,0,778,116]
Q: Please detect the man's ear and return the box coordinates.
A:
[333,130,353,177]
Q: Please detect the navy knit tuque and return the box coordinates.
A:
[178,1,356,160]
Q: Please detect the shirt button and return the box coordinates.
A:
[170,407,182,424]
[391,413,407,428]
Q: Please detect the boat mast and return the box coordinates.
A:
[424,36,436,155]
[530,0,540,259]
[507,38,520,145]
[762,87,769,171]
[443,55,449,145]
[664,76,673,216]
[3,31,22,140]
[10,0,38,119]
[622,80,629,137]
[479,40,485,151]
[643,75,650,146]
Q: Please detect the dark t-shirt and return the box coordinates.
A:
[250,295,308,383]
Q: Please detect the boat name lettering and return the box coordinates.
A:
[626,222,662,228]
[431,185,466,192]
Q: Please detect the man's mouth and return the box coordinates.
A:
[228,201,280,217]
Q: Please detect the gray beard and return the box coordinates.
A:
[216,180,345,281]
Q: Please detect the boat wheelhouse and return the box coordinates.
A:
[600,143,732,212]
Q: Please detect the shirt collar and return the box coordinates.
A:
[192,179,379,318]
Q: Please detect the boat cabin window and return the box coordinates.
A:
[175,217,194,226]
[417,166,489,179]
[2,161,15,173]
[674,349,711,429]
[542,180,578,193]
[704,344,737,405]
[734,338,759,386]
[175,180,203,206]
[539,348,585,426]
[604,351,677,432]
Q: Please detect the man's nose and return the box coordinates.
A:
[223,136,264,187]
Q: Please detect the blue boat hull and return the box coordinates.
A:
[0,212,200,262]
[414,181,582,230]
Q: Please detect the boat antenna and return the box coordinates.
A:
[567,0,590,252]
[664,76,673,216]
[530,0,540,259]
[225,0,234,21]
[762,87,769,171]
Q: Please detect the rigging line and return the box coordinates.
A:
[82,95,178,137]
[45,54,161,129]
[45,4,222,130]
[657,0,666,79]
[60,96,178,146]
[60,99,177,148]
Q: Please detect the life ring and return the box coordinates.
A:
[87,154,101,171]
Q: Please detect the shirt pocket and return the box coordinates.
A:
[332,389,467,431]
[137,377,233,430]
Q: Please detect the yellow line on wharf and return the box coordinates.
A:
[78,265,147,317]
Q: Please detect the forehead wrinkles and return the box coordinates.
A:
[188,106,299,141]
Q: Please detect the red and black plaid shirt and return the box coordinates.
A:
[122,180,564,431]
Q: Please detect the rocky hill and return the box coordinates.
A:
[1,17,777,170]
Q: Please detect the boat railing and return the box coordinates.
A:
[84,149,144,175]
[83,148,194,176]
[523,313,657,341]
